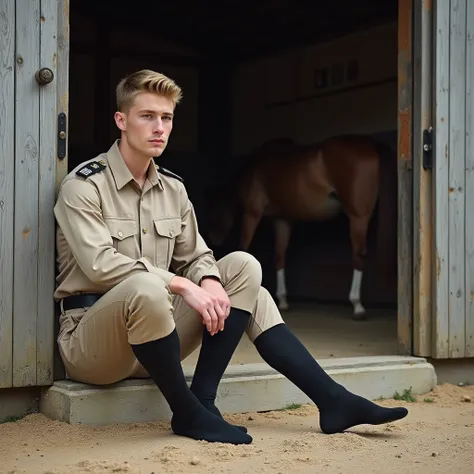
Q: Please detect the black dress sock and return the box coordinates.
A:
[190,308,251,432]
[254,324,408,434]
[131,328,252,444]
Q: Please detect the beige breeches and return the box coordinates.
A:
[57,251,284,385]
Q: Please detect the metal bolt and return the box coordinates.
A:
[35,67,54,85]
[59,131,66,139]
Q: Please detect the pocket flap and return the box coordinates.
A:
[154,218,182,239]
[104,218,137,240]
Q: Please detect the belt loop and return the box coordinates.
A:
[60,299,65,315]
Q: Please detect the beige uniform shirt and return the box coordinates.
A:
[53,140,221,301]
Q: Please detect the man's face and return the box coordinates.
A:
[115,91,174,158]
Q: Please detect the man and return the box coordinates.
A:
[54,69,408,446]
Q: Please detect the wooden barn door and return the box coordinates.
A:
[0,0,69,388]
[430,0,474,358]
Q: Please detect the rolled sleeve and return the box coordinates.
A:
[54,178,175,289]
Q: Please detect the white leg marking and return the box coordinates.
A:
[276,268,289,310]
[349,269,365,315]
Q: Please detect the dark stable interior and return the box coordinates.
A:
[68,0,399,308]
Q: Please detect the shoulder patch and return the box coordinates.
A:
[76,160,107,179]
[157,166,184,182]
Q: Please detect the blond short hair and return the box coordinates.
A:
[116,69,183,112]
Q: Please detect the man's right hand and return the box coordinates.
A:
[169,276,226,335]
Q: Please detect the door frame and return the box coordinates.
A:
[397,0,415,355]
[412,0,433,357]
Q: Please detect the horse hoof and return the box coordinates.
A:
[278,301,289,311]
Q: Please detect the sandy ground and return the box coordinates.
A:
[1,384,473,474]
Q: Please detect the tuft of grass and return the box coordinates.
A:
[393,387,417,402]
[1,415,23,424]
[423,397,434,403]
[277,403,302,411]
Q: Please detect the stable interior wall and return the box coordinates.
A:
[232,22,398,154]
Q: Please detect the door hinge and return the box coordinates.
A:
[57,112,67,160]
[422,126,433,170]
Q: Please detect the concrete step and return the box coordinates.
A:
[40,355,437,426]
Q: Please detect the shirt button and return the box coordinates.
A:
[142,227,148,234]
[169,230,174,237]
[118,231,124,238]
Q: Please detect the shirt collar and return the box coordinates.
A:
[106,140,163,191]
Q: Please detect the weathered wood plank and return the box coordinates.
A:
[37,0,58,386]
[447,0,466,358]
[432,0,450,358]
[397,0,413,355]
[412,0,433,356]
[465,0,474,357]
[0,0,15,388]
[55,0,69,191]
[13,0,40,387]
[53,0,70,381]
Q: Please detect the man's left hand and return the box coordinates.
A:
[200,277,231,334]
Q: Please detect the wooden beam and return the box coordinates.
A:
[37,0,58,386]
[13,0,41,387]
[53,0,70,382]
[397,0,414,355]
[0,0,15,388]
[412,0,433,357]
[447,0,467,357]
[466,0,474,357]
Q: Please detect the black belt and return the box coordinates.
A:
[62,294,103,311]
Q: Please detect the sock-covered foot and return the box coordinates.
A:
[171,406,252,445]
[254,325,408,435]
[190,308,251,434]
[319,392,408,434]
[196,396,248,433]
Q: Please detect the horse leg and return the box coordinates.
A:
[240,209,262,251]
[348,214,370,320]
[274,219,292,311]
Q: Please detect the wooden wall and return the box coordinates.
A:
[432,0,474,358]
[0,0,68,389]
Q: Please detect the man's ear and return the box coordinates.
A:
[114,111,127,132]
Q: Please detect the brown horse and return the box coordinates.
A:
[206,135,397,320]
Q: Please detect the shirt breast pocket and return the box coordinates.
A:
[104,218,139,258]
[153,217,182,269]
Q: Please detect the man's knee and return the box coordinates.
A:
[122,272,173,315]
[222,251,262,289]
[247,286,285,343]
[121,273,175,344]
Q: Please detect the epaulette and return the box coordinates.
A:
[156,165,184,182]
[76,159,107,179]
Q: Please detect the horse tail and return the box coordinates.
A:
[376,141,398,283]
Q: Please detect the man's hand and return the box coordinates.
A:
[169,276,229,335]
[200,277,231,332]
